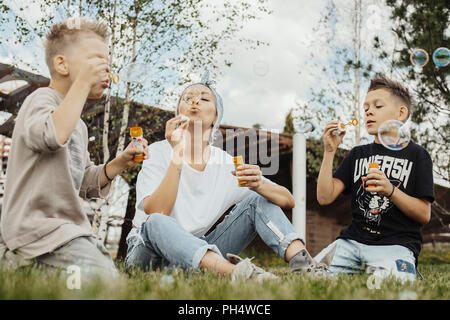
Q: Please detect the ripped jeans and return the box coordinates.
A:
[315,239,417,282]
[125,193,303,271]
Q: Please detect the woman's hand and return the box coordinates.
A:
[232,164,264,191]
[165,115,189,166]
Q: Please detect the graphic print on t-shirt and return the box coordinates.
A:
[353,154,413,233]
[355,178,401,230]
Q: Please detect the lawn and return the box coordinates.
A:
[0,248,449,300]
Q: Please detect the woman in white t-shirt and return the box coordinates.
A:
[125,72,328,280]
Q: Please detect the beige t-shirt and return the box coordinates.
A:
[0,87,111,259]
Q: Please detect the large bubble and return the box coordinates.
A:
[432,47,450,67]
[118,62,149,83]
[378,120,410,151]
[182,89,202,107]
[410,49,429,68]
[253,60,269,77]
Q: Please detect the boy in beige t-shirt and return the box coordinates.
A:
[0,17,148,274]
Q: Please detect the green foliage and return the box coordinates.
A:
[306,138,349,180]
[296,1,375,148]
[379,0,450,181]
[282,109,295,135]
[282,106,349,180]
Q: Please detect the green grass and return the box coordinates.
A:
[0,248,449,300]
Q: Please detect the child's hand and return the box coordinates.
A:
[362,168,394,196]
[231,164,264,191]
[117,138,149,168]
[76,57,110,88]
[323,120,345,153]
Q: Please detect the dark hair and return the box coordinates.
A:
[368,75,413,120]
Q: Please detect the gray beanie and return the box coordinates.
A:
[176,71,223,144]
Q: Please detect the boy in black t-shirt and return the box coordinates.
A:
[315,76,434,282]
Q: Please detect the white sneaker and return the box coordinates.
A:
[290,249,331,277]
[227,253,278,282]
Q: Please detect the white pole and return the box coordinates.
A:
[292,132,306,242]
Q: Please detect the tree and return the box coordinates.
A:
[296,0,392,149]
[376,0,449,182]
[282,109,295,135]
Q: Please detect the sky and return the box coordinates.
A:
[0,0,371,132]
[215,0,326,130]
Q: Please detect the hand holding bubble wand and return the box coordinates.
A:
[332,117,359,135]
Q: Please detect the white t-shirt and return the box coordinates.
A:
[132,139,276,238]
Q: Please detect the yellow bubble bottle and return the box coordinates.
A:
[233,155,247,185]
[367,162,379,190]
[130,126,145,162]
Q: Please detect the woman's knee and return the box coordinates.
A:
[142,213,172,233]
[237,192,267,211]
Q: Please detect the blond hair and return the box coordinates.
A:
[44,17,110,74]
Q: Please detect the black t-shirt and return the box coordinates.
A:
[333,141,434,259]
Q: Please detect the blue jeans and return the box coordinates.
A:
[315,239,417,282]
[125,193,303,271]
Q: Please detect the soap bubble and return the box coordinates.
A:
[253,60,269,77]
[182,89,202,107]
[365,4,383,31]
[159,274,175,289]
[383,30,399,54]
[119,62,149,83]
[410,49,429,68]
[398,290,418,300]
[432,47,450,67]
[378,120,410,151]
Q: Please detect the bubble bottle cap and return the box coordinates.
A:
[369,162,379,169]
[130,126,143,137]
[233,155,243,166]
